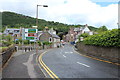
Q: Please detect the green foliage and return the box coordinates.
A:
[83,29,120,47]
[23,40,30,44]
[79,33,89,38]
[18,38,22,43]
[4,34,13,42]
[15,40,19,44]
[2,41,12,46]
[37,41,41,46]
[97,26,108,33]
[2,11,98,39]
[30,42,34,44]
[43,41,52,45]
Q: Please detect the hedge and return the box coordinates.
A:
[83,29,120,47]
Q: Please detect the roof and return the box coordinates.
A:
[48,32,60,39]
[39,31,60,39]
[74,27,85,31]
[5,28,20,30]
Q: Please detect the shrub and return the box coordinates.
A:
[83,29,120,47]
[43,41,52,45]
[37,41,41,46]
[79,33,89,38]
[2,41,12,46]
[23,40,30,44]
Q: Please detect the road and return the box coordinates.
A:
[2,44,119,79]
[41,43,119,79]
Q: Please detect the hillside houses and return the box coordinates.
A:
[3,27,21,40]
[3,27,60,48]
[64,24,93,43]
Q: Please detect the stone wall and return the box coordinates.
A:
[76,42,120,63]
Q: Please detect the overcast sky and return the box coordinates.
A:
[0,0,119,29]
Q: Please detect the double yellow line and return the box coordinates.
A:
[38,51,60,80]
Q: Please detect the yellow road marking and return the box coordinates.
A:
[73,47,120,66]
[36,54,48,78]
[38,51,60,80]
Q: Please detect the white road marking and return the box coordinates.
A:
[63,55,66,58]
[65,52,69,53]
[77,62,90,68]
[70,52,73,53]
[65,52,73,54]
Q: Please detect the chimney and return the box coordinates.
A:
[44,26,49,32]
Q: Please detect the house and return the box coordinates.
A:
[65,28,76,42]
[38,27,60,48]
[3,27,21,40]
[65,24,93,43]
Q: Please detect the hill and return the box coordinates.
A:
[1,11,98,36]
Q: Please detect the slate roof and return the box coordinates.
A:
[49,32,60,39]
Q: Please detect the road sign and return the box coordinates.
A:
[26,37,34,40]
[28,29,36,33]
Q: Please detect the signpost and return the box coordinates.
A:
[24,29,38,42]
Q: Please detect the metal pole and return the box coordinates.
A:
[36,5,38,54]
[36,5,48,54]
[36,5,38,27]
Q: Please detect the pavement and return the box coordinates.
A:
[2,49,45,78]
[41,43,119,79]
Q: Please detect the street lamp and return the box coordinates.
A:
[36,5,48,27]
[36,5,48,54]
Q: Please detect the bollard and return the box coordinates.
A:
[15,46,18,51]
[29,48,30,51]
[25,48,26,52]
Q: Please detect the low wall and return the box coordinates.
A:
[76,42,120,63]
[2,45,16,68]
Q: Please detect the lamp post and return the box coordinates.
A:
[36,5,48,27]
[36,5,48,54]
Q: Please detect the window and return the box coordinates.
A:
[7,30,10,32]
[14,30,19,33]
[49,37,52,42]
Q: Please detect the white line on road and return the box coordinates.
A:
[63,55,66,58]
[65,52,69,53]
[70,52,73,53]
[65,52,73,54]
[77,62,90,68]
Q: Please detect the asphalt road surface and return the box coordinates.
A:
[42,43,119,78]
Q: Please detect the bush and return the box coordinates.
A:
[15,40,19,44]
[2,41,12,46]
[43,41,52,45]
[23,40,30,44]
[37,41,41,46]
[79,33,89,38]
[83,29,120,47]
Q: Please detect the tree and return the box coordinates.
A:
[97,26,108,33]
[79,33,89,38]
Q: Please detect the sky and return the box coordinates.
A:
[0,0,119,29]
